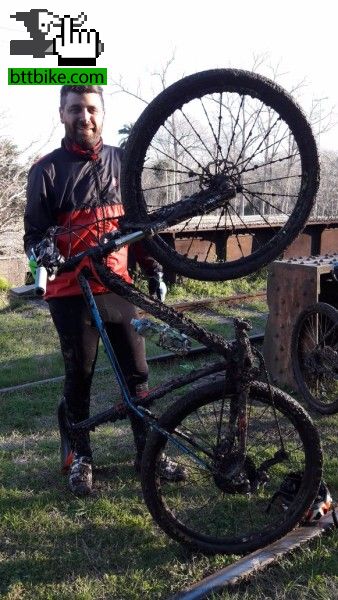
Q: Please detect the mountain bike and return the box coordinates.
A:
[291,260,338,415]
[291,302,338,414]
[38,69,323,555]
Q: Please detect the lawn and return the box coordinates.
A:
[0,289,337,600]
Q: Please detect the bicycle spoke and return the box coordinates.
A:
[200,97,224,159]
[225,207,246,258]
[143,165,199,176]
[146,384,313,544]
[224,94,245,164]
[180,108,215,162]
[241,187,298,216]
[236,115,283,173]
[131,70,318,279]
[294,304,338,409]
[149,142,198,175]
[143,178,200,192]
[215,92,225,168]
[240,153,299,175]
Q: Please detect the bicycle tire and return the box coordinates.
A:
[141,376,322,555]
[292,302,338,414]
[121,69,319,281]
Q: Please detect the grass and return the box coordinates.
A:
[0,284,267,389]
[0,369,337,599]
[0,293,162,389]
[0,286,337,599]
[165,268,267,301]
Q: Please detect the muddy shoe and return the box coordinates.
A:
[69,455,93,496]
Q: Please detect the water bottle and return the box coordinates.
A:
[131,318,191,355]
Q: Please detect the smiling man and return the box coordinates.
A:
[23,85,185,496]
[60,86,104,148]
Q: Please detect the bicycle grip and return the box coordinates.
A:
[35,266,48,296]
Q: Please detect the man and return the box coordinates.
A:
[24,85,183,496]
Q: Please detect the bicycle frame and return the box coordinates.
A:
[63,261,258,473]
[49,184,264,474]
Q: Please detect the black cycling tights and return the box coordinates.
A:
[48,292,149,457]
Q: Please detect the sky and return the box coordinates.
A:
[1,0,338,161]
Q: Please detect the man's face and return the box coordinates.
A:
[59,92,104,148]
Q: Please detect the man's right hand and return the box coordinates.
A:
[34,238,64,275]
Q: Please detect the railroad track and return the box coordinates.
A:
[145,290,267,314]
[1,290,267,394]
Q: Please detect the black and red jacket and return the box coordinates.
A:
[24,140,157,299]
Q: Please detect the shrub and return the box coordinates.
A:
[0,276,10,291]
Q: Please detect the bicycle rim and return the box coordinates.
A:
[141,378,322,554]
[292,303,338,414]
[122,69,319,281]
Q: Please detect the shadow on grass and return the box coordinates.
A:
[0,460,195,595]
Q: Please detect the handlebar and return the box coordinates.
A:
[34,179,237,292]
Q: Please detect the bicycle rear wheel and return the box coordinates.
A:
[292,302,338,414]
[141,377,322,555]
[121,69,319,281]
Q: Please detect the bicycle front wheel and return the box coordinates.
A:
[121,69,319,281]
[141,377,322,555]
[292,302,338,414]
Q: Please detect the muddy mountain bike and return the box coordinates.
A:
[37,69,322,555]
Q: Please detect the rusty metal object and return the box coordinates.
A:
[167,511,336,600]
[263,254,338,387]
[160,221,338,282]
[150,291,267,314]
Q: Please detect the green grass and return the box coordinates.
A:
[0,293,162,389]
[0,288,267,389]
[0,287,337,599]
[167,268,267,301]
[0,368,337,599]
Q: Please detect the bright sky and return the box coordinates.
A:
[1,0,337,161]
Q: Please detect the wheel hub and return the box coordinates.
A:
[212,448,256,494]
[199,159,242,193]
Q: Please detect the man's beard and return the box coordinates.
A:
[67,123,102,148]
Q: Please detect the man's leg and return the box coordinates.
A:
[48,295,100,493]
[97,292,149,464]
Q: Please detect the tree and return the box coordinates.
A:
[113,54,338,219]
[118,122,134,149]
[0,139,29,254]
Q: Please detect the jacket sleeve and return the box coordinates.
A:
[23,163,55,254]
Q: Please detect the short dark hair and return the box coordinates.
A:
[60,85,104,109]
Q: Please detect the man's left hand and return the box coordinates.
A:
[148,272,167,302]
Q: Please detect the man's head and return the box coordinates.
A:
[59,85,104,149]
